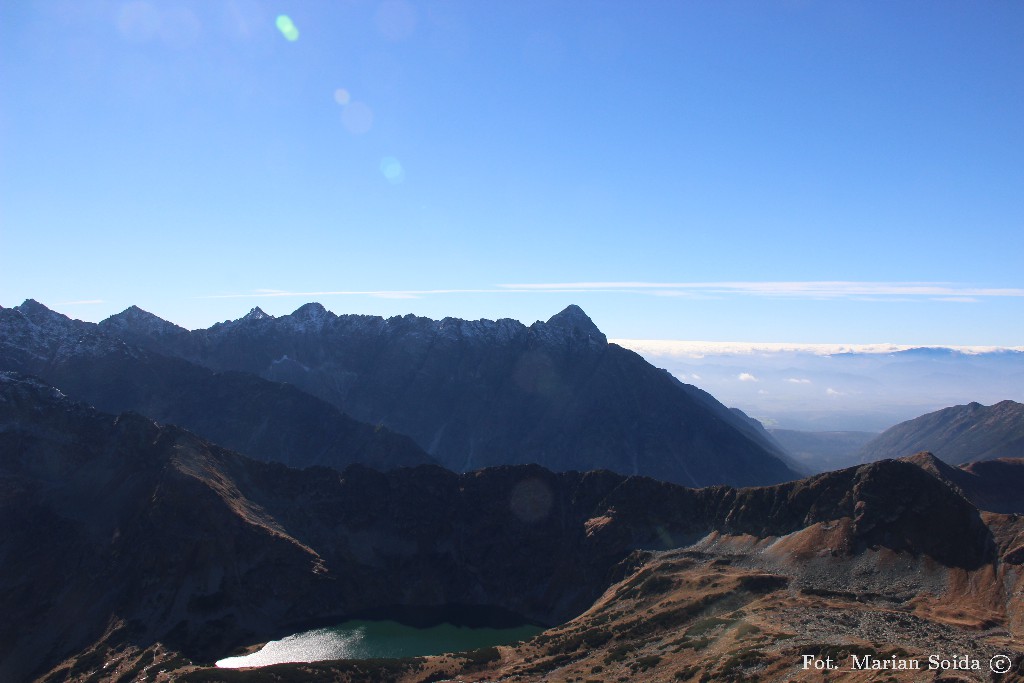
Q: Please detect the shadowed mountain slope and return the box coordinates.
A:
[904,451,1024,514]
[1,374,1014,681]
[0,301,433,471]
[100,302,798,487]
[858,400,1024,465]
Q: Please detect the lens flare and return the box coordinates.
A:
[333,88,351,106]
[275,15,299,42]
[509,478,553,523]
[379,157,405,184]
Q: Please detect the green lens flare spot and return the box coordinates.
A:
[276,15,300,42]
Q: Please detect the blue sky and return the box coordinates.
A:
[1,1,1022,344]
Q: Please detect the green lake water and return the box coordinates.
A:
[215,619,543,668]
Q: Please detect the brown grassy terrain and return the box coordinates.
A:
[144,514,1024,683]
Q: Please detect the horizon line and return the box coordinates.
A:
[613,339,1024,356]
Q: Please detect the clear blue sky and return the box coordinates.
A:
[2,1,1022,344]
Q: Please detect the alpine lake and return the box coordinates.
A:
[216,606,544,668]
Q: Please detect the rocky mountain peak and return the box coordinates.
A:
[903,450,960,478]
[291,302,328,319]
[108,305,164,324]
[100,305,184,338]
[16,298,60,320]
[10,299,77,336]
[242,306,273,322]
[18,298,49,312]
[537,305,607,345]
[284,302,333,332]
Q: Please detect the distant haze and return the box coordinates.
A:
[616,340,1024,432]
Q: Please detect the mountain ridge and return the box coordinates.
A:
[0,303,434,472]
[857,400,1024,465]
[96,300,799,487]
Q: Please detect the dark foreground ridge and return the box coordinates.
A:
[2,374,1020,682]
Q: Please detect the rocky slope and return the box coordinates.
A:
[0,301,433,471]
[99,301,798,487]
[182,540,1024,683]
[905,451,1024,514]
[857,400,1024,465]
[3,374,1020,682]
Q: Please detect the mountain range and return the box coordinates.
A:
[0,300,432,472]
[3,373,1022,682]
[0,300,799,488]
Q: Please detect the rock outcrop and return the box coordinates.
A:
[905,451,1024,514]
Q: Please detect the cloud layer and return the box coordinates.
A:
[498,281,1024,300]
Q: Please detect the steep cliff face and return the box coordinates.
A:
[1,374,1010,682]
[0,302,433,471]
[101,302,798,487]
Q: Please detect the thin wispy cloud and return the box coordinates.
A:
[201,289,498,299]
[498,281,1024,300]
[203,281,1024,303]
[371,292,423,300]
[738,373,759,382]
[786,378,812,384]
